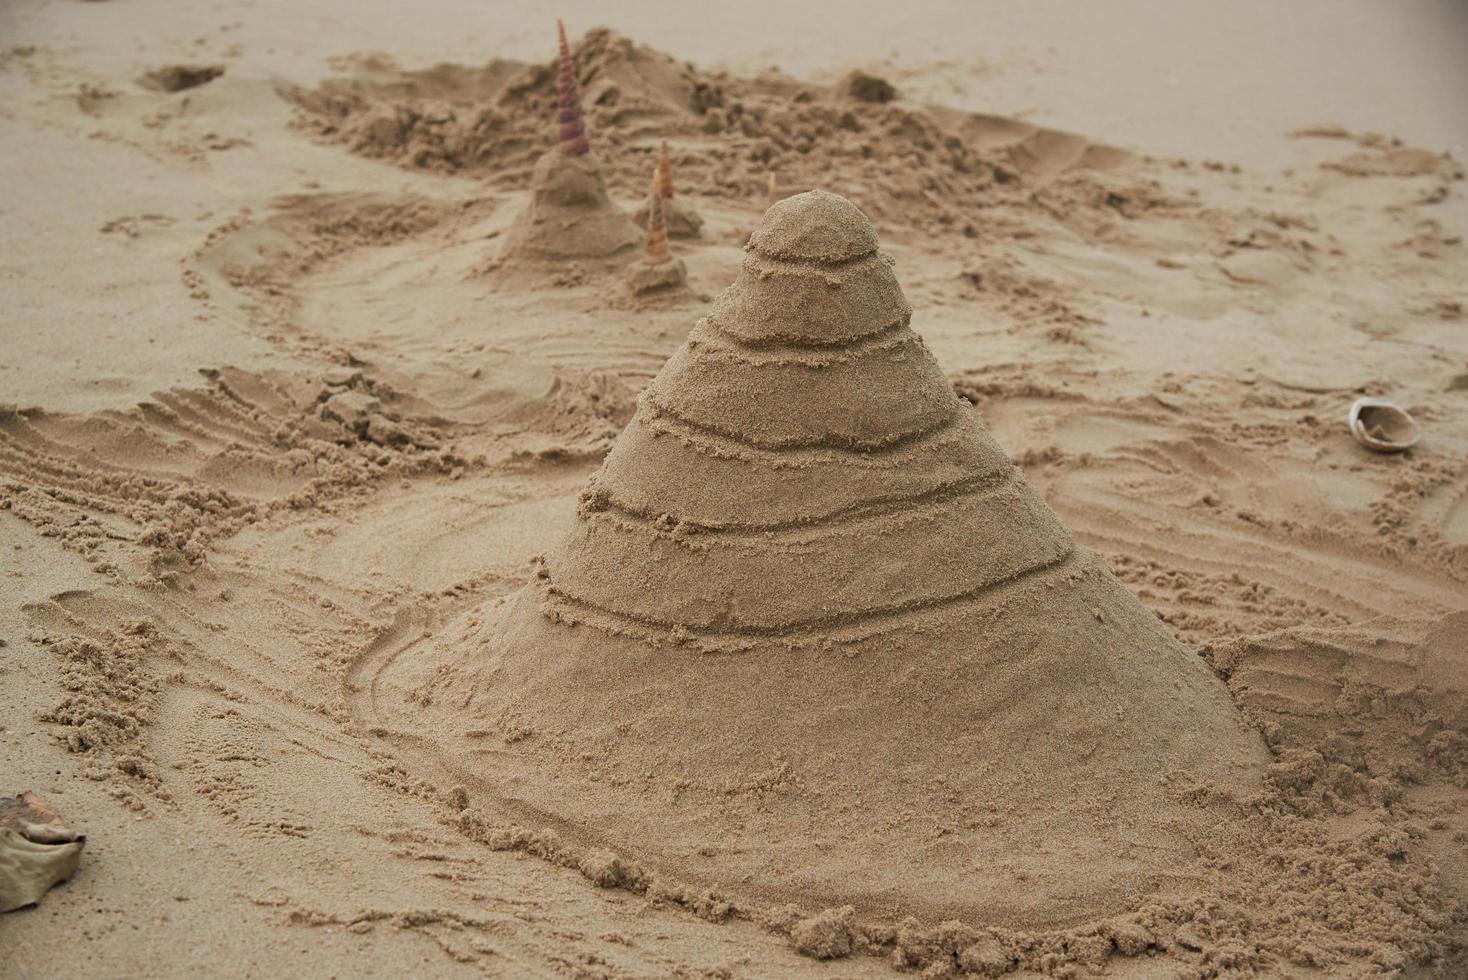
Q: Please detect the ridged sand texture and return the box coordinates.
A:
[497,22,642,262]
[461,191,1269,926]
[556,19,589,157]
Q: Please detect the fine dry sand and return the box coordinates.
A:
[2,1,1467,977]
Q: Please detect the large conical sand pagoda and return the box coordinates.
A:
[421,190,1268,926]
[499,21,642,263]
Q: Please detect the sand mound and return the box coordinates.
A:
[407,191,1269,926]
[137,64,224,93]
[498,24,641,265]
[500,151,642,262]
[289,29,1137,237]
[633,195,702,240]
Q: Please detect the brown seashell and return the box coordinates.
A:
[1348,397,1420,452]
[1,792,86,912]
[556,19,590,157]
[645,171,670,263]
[656,141,674,200]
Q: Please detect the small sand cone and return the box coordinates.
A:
[626,170,687,294]
[496,21,642,266]
[634,140,704,239]
[556,19,590,157]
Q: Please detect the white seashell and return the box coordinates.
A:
[1348,397,1420,453]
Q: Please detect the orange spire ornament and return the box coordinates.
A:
[644,171,670,264]
[624,163,687,294]
[634,139,702,240]
[556,19,590,156]
[656,141,675,200]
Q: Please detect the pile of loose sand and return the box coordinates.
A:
[289,28,1139,236]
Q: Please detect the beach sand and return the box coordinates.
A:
[1,1,1466,976]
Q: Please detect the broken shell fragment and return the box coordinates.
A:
[1348,397,1420,452]
[1,792,86,912]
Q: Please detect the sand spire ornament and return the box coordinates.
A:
[555,19,590,156]
[395,191,1268,926]
[624,167,687,294]
[495,21,641,266]
[656,141,674,200]
[644,173,670,263]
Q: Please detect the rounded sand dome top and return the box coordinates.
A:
[712,190,909,348]
[747,189,880,263]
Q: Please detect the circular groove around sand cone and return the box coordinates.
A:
[399,190,1269,927]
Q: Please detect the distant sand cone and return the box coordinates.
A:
[625,169,686,293]
[555,19,590,157]
[423,191,1267,925]
[765,171,778,209]
[498,22,641,263]
[634,140,704,239]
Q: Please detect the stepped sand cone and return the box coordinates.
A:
[625,170,687,294]
[499,21,641,263]
[634,141,704,238]
[438,191,1267,925]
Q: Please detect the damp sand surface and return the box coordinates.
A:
[2,2,1468,977]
